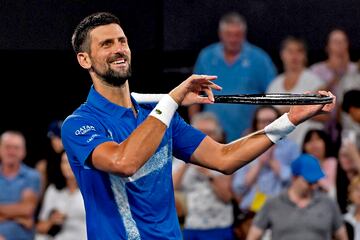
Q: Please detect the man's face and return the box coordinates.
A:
[293,176,316,197]
[281,42,306,71]
[0,133,26,166]
[88,23,132,86]
[219,23,246,54]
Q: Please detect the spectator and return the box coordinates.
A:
[311,29,357,145]
[311,29,357,94]
[231,106,300,238]
[36,152,86,240]
[336,60,360,104]
[302,129,337,197]
[337,142,360,213]
[267,36,325,145]
[172,112,234,240]
[0,131,41,240]
[341,90,360,150]
[191,12,276,142]
[344,175,360,240]
[247,153,348,240]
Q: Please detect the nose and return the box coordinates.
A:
[113,40,127,54]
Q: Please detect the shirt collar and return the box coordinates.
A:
[215,41,251,60]
[86,85,140,117]
[281,189,323,207]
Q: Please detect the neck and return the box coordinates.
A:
[223,48,241,64]
[93,78,132,108]
[288,185,312,207]
[328,54,349,68]
[285,67,303,76]
[1,163,20,178]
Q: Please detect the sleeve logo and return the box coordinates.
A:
[75,125,96,135]
[155,109,162,115]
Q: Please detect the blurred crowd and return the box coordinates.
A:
[1,11,360,240]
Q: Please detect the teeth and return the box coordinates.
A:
[114,59,125,64]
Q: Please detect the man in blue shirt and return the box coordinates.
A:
[0,131,41,240]
[191,12,277,142]
[62,12,335,240]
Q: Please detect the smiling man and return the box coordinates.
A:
[62,12,336,240]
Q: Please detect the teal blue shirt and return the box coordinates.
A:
[194,42,276,141]
[0,164,40,240]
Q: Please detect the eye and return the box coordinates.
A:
[101,40,113,48]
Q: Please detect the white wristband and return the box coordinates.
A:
[149,94,178,127]
[131,92,164,103]
[264,113,296,143]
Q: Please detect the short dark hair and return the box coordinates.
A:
[342,90,360,113]
[72,12,121,54]
[280,36,307,53]
[302,129,333,158]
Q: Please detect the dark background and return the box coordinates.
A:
[1,0,360,165]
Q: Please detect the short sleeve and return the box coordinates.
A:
[171,113,206,162]
[252,199,272,230]
[61,115,113,167]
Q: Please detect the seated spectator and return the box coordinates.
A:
[311,29,356,93]
[337,142,360,213]
[232,106,300,237]
[341,90,360,149]
[0,131,41,240]
[36,151,86,240]
[172,112,234,240]
[302,129,337,197]
[311,29,357,144]
[336,60,360,104]
[344,175,360,240]
[267,36,325,145]
[247,154,348,240]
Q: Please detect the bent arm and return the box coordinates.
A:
[92,117,168,176]
[209,174,233,203]
[334,225,348,240]
[0,189,38,218]
[246,225,264,240]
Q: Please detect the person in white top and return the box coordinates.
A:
[344,175,360,240]
[36,152,86,240]
[310,29,357,94]
[267,36,325,145]
[172,112,234,240]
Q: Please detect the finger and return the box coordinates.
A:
[195,96,214,104]
[204,87,215,102]
[200,81,222,91]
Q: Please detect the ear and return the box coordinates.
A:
[77,52,92,70]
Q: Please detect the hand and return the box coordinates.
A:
[169,74,222,105]
[287,91,336,125]
[49,210,66,225]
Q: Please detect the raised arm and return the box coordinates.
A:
[191,91,336,174]
[91,75,221,177]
